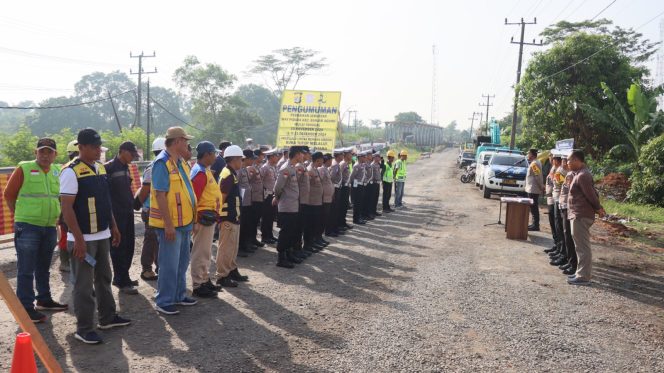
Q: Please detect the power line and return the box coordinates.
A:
[130,51,157,128]
[0,46,130,68]
[590,0,617,21]
[551,0,576,24]
[479,94,495,134]
[0,90,134,109]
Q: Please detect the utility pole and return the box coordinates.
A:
[479,94,495,135]
[130,51,157,128]
[467,112,482,141]
[108,91,122,133]
[506,18,542,148]
[347,110,356,130]
[146,79,151,161]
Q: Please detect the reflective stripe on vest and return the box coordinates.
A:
[383,162,394,183]
[14,160,61,227]
[395,159,407,181]
[68,159,111,234]
[191,163,222,215]
[148,152,196,228]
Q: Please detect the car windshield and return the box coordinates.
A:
[491,155,526,166]
[482,154,492,161]
[462,152,473,158]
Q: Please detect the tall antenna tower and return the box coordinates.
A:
[431,44,438,125]
[657,19,664,110]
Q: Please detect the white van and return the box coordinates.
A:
[474,151,496,188]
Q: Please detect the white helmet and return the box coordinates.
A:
[152,137,166,152]
[223,145,244,158]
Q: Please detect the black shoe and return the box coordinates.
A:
[253,240,265,248]
[277,253,295,268]
[130,279,139,286]
[354,220,366,225]
[27,308,47,323]
[97,314,131,330]
[343,224,353,230]
[550,258,567,266]
[374,212,382,217]
[261,238,277,245]
[562,267,577,275]
[304,246,318,254]
[230,268,249,282]
[325,232,339,237]
[237,249,250,258]
[319,238,330,245]
[313,242,326,250]
[383,209,393,213]
[35,299,68,311]
[544,247,557,253]
[203,280,222,292]
[559,263,571,270]
[287,251,304,263]
[216,276,238,288]
[528,225,540,231]
[193,286,218,298]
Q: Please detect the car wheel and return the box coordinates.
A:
[483,187,491,199]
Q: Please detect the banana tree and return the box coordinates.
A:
[581,82,663,163]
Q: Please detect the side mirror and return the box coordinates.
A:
[482,161,489,166]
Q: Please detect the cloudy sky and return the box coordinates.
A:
[1,0,662,132]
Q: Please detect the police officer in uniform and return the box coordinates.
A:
[260,148,279,244]
[273,146,305,268]
[337,148,353,230]
[382,150,396,212]
[326,149,344,237]
[249,148,265,248]
[350,151,367,225]
[306,152,326,251]
[238,149,256,256]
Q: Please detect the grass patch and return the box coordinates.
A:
[602,199,664,248]
[602,199,664,224]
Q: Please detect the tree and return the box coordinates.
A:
[173,56,238,137]
[149,86,189,136]
[541,19,660,63]
[250,47,327,95]
[235,84,280,144]
[0,124,37,166]
[581,82,663,163]
[393,112,425,124]
[370,119,382,129]
[518,31,645,157]
[74,71,137,128]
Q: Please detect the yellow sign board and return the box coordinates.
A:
[276,90,341,152]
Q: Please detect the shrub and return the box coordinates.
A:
[628,133,664,207]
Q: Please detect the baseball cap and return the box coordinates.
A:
[196,141,219,155]
[243,149,257,159]
[77,128,102,146]
[165,126,194,140]
[36,138,57,151]
[119,141,139,157]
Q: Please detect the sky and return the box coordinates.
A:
[1,0,663,133]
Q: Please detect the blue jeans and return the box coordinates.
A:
[394,181,405,207]
[14,222,56,309]
[155,227,191,307]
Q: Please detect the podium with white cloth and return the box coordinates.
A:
[501,197,533,240]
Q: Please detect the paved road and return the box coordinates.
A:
[1,149,662,372]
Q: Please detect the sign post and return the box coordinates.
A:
[276,90,341,152]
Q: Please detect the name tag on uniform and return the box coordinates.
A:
[353,180,358,188]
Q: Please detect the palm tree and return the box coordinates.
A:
[581,82,663,162]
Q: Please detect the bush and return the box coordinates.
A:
[628,133,664,207]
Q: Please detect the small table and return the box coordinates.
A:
[501,197,533,240]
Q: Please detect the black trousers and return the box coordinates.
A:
[140,210,159,273]
[321,203,331,237]
[261,195,276,240]
[338,186,350,227]
[296,205,308,249]
[528,193,540,227]
[547,204,559,247]
[370,182,380,215]
[276,212,298,253]
[352,185,365,222]
[382,181,393,210]
[327,189,339,234]
[554,202,566,255]
[304,205,322,246]
[240,205,254,248]
[562,208,577,267]
[251,201,263,241]
[110,210,135,287]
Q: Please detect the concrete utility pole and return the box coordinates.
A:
[467,112,482,141]
[505,18,542,149]
[146,79,151,161]
[348,110,357,131]
[479,94,495,135]
[130,51,157,128]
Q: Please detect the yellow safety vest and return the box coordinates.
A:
[195,168,222,214]
[149,155,196,228]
